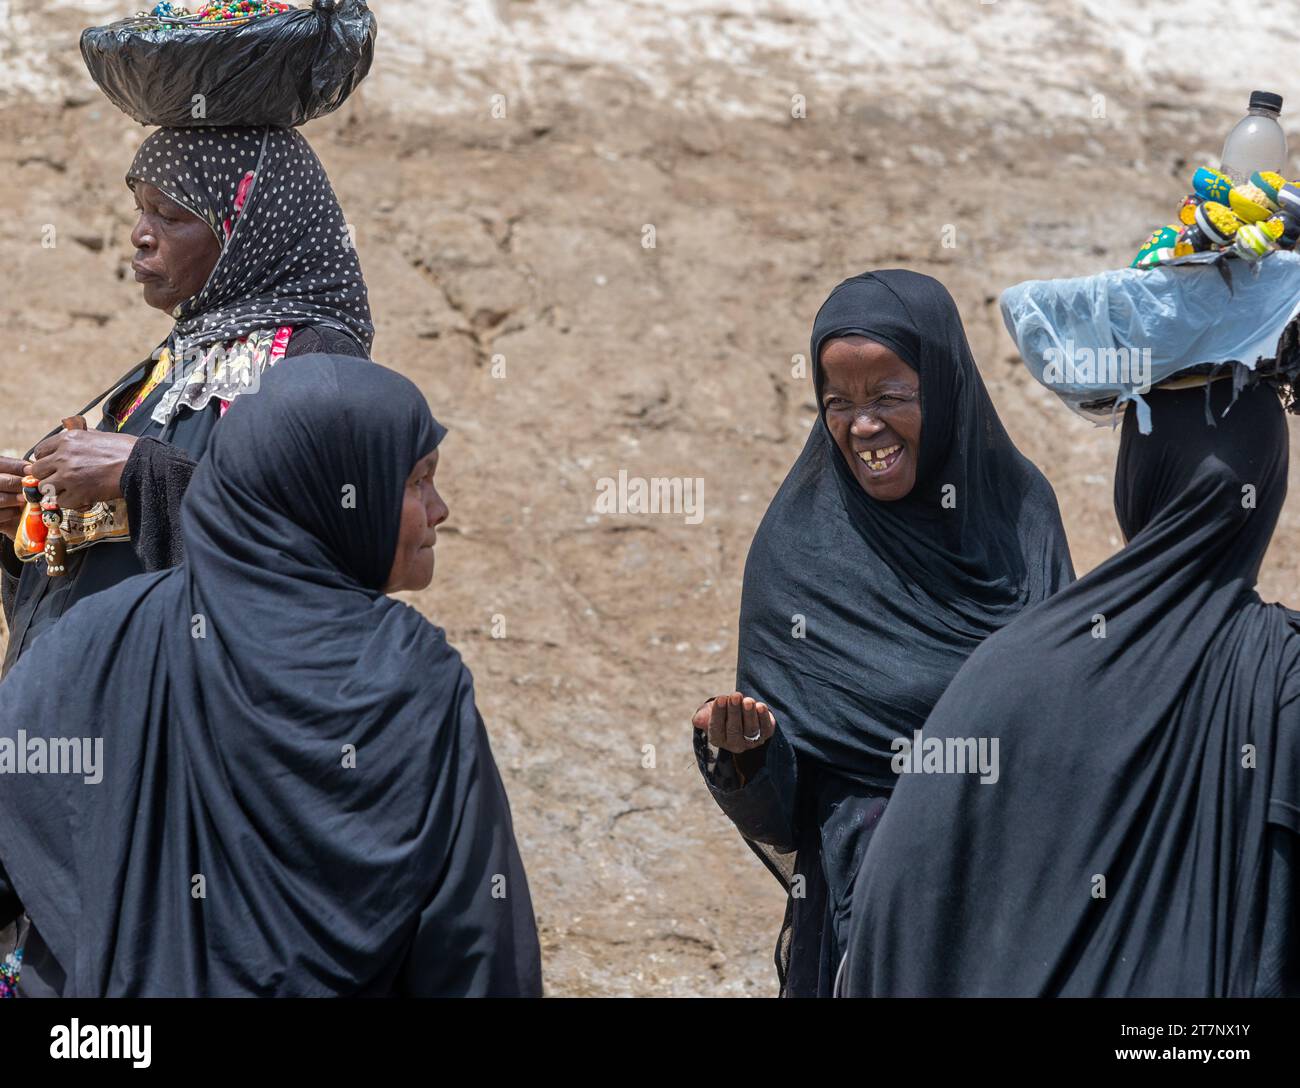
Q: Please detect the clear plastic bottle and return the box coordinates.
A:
[1221,91,1288,183]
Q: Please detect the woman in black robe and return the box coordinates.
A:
[0,354,542,997]
[0,125,372,674]
[692,270,1074,996]
[846,377,1299,997]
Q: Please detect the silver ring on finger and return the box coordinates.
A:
[744,731,761,742]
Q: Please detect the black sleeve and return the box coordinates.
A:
[120,437,198,572]
[283,325,369,360]
[694,726,800,853]
[1,538,21,633]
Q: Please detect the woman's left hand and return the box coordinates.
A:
[27,430,139,510]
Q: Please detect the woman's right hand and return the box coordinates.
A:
[692,691,778,754]
[0,456,28,540]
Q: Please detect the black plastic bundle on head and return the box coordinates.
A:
[80,0,377,128]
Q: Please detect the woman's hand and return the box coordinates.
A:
[0,455,26,540]
[27,431,139,511]
[692,691,778,754]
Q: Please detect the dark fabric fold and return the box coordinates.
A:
[694,729,797,852]
[0,540,19,633]
[847,380,1300,996]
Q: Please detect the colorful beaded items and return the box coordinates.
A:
[1132,164,1300,269]
[0,945,22,999]
[148,1,294,20]
[13,418,131,572]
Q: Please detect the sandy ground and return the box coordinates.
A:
[5,0,1300,995]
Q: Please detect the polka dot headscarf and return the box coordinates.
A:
[126,125,374,355]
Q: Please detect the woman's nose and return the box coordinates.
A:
[850,411,885,436]
[428,493,449,528]
[130,217,155,251]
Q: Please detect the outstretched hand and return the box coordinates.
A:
[692,691,777,754]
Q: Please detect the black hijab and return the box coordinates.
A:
[846,379,1300,996]
[737,270,1074,788]
[0,355,541,996]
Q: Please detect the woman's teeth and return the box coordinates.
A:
[859,444,901,471]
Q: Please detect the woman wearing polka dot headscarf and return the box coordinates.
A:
[0,125,373,679]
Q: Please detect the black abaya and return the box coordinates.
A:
[0,355,542,997]
[846,378,1300,997]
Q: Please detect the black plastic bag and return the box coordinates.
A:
[80,0,377,129]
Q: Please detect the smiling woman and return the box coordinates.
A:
[819,336,922,501]
[692,269,1075,996]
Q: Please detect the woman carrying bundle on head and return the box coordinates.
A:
[846,375,1300,997]
[0,125,373,674]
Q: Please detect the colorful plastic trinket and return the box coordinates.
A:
[1228,183,1274,223]
[1234,221,1278,261]
[1196,201,1243,246]
[1250,170,1290,209]
[194,1,294,22]
[1192,166,1234,204]
[1132,224,1181,268]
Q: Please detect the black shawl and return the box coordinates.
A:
[846,379,1300,996]
[0,355,542,996]
[738,270,1075,789]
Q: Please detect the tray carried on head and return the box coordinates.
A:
[80,0,377,129]
[1000,250,1300,431]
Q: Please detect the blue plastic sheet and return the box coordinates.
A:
[1000,251,1300,432]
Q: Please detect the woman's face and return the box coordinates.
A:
[384,449,449,594]
[820,336,922,502]
[129,181,222,314]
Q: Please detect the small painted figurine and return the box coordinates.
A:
[20,476,47,551]
[41,497,66,577]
